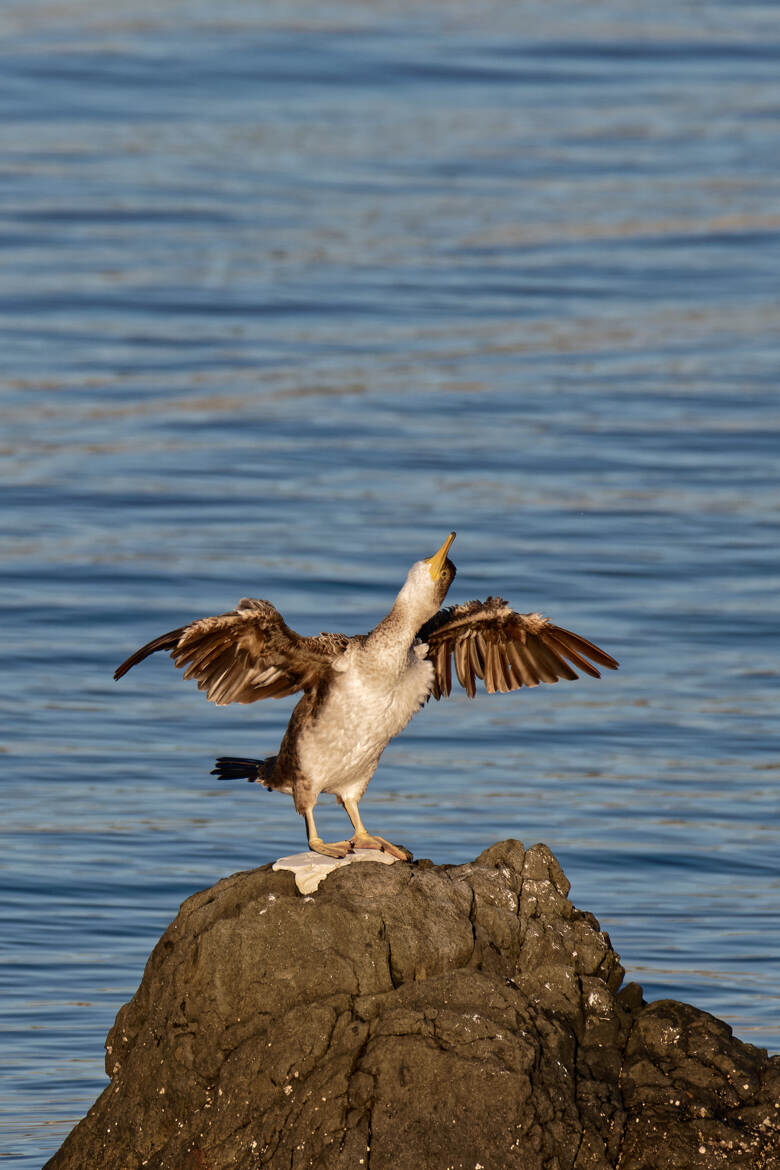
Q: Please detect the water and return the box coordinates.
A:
[2,1,779,1164]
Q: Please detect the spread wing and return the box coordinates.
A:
[418,597,618,700]
[113,597,349,705]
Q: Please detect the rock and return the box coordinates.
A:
[44,841,780,1170]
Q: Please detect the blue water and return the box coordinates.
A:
[2,2,779,1164]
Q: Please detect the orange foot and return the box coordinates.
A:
[307,837,353,859]
[350,833,413,862]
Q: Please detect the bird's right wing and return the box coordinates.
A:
[113,598,349,705]
[418,597,618,699]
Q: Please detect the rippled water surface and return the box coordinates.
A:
[2,1,780,1164]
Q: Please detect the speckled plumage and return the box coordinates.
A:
[114,533,618,859]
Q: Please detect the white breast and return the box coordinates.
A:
[297,646,434,803]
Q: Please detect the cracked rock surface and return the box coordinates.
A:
[45,840,780,1169]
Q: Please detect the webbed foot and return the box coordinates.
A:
[350,833,413,862]
[307,837,353,860]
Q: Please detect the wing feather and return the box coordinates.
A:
[505,640,539,687]
[536,635,579,681]
[431,642,452,700]
[419,598,618,700]
[523,635,564,685]
[511,639,542,687]
[485,639,512,693]
[544,627,617,675]
[469,636,486,682]
[114,597,348,705]
[453,639,473,697]
[442,640,452,698]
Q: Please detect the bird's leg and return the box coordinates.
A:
[303,808,353,860]
[342,798,413,862]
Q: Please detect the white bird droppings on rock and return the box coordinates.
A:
[272,848,398,893]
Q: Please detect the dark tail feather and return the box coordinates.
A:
[114,627,185,681]
[211,756,266,783]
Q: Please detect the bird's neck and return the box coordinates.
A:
[366,596,430,662]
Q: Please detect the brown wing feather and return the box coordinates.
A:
[506,640,540,687]
[419,597,618,700]
[114,597,348,705]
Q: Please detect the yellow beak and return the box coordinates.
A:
[425,531,456,579]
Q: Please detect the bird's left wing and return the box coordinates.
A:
[114,597,348,705]
[418,597,618,699]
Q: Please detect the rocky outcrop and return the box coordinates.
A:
[45,841,780,1169]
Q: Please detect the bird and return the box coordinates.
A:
[114,532,618,862]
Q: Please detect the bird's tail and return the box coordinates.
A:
[211,755,278,785]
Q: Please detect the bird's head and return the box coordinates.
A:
[395,531,457,623]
